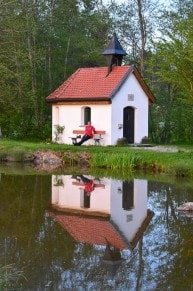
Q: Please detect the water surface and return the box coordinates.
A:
[0,166,193,290]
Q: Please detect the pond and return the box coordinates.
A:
[0,165,193,290]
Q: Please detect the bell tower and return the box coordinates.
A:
[102,33,127,75]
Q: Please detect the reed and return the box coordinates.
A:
[91,152,142,172]
[0,264,26,290]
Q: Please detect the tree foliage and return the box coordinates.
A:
[148,0,193,143]
[0,0,110,139]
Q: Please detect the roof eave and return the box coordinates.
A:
[132,66,155,104]
[46,97,111,103]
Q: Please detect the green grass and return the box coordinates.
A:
[1,139,193,177]
[0,139,72,152]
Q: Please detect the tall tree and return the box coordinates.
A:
[148,0,193,143]
[108,0,159,75]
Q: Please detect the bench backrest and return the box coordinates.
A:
[72,181,105,188]
[73,130,105,135]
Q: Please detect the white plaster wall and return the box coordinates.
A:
[111,73,149,144]
[51,175,111,212]
[52,103,112,145]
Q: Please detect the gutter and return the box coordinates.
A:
[46,97,111,103]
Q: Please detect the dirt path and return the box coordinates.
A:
[131,145,179,152]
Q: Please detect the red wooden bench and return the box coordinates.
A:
[69,129,105,145]
[72,181,105,188]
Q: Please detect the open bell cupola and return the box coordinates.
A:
[102,33,127,75]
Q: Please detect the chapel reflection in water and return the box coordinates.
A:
[48,175,154,257]
[48,174,154,286]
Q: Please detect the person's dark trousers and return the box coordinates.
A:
[75,135,91,146]
[77,175,91,183]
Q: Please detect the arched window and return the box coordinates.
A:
[84,107,91,125]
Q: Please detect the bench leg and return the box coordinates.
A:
[71,138,77,144]
[94,139,101,146]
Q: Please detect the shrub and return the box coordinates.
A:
[116,137,127,146]
[141,136,149,144]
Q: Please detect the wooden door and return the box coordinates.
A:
[123,107,134,143]
[122,180,134,210]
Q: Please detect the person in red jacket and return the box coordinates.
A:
[73,175,95,195]
[74,121,95,146]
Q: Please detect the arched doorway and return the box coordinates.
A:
[123,107,135,143]
[122,180,134,211]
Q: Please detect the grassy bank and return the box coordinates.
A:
[0,139,193,177]
[91,148,193,177]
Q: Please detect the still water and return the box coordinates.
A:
[0,165,193,290]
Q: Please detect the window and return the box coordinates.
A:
[81,106,91,125]
[84,107,91,125]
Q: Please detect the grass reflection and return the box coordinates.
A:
[0,264,26,290]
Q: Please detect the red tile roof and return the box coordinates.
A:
[49,212,128,250]
[46,66,130,101]
[48,209,154,251]
[46,65,155,103]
